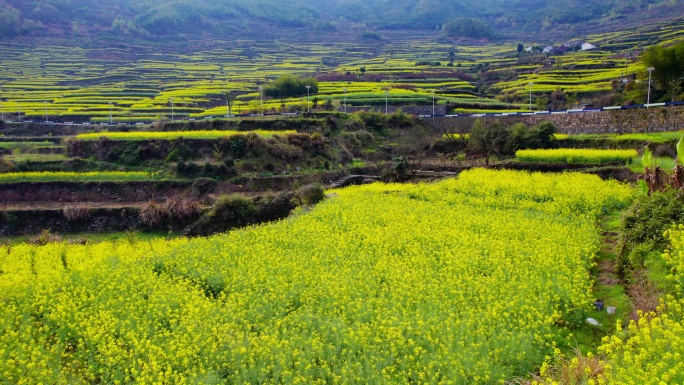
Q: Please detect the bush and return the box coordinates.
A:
[617,189,684,276]
[512,122,558,150]
[654,144,676,158]
[140,198,202,229]
[209,195,257,225]
[63,206,92,222]
[298,184,325,205]
[28,230,62,246]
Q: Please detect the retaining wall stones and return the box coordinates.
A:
[427,106,684,135]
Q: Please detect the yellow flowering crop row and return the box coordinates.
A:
[516,149,638,164]
[75,130,297,141]
[0,170,634,384]
[596,226,684,384]
[0,171,155,183]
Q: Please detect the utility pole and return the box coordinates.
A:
[529,82,533,111]
[343,88,347,113]
[0,102,4,122]
[170,98,174,122]
[306,85,311,113]
[226,91,231,118]
[647,67,655,108]
[17,103,21,123]
[258,86,263,115]
[432,90,436,117]
[385,90,389,114]
[44,101,48,122]
[109,102,113,124]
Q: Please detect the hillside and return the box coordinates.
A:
[0,0,682,40]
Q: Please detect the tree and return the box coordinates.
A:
[665,79,683,103]
[448,48,456,65]
[225,91,237,117]
[469,119,513,165]
[642,41,684,101]
[442,18,494,40]
[0,6,20,38]
[517,43,524,53]
[548,88,567,110]
[263,75,318,99]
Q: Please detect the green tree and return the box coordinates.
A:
[642,41,684,101]
[442,18,494,40]
[517,43,524,53]
[469,119,513,165]
[448,48,456,65]
[264,75,318,99]
[0,6,20,38]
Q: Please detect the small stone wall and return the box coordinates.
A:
[427,106,684,135]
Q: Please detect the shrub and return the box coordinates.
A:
[617,189,684,276]
[298,184,325,205]
[140,198,202,229]
[63,206,92,222]
[196,195,258,231]
[28,229,62,246]
[512,122,558,150]
[654,144,676,158]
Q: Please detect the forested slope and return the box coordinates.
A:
[0,0,681,39]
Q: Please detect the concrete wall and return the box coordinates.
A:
[426,106,684,134]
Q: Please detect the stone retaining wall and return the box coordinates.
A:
[427,106,684,135]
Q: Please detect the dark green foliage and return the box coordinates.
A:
[361,31,382,40]
[190,178,218,195]
[264,76,319,99]
[642,41,684,101]
[442,18,494,39]
[297,184,325,205]
[209,195,257,226]
[512,122,558,150]
[185,192,297,236]
[617,189,684,276]
[313,20,337,31]
[385,156,410,182]
[0,4,20,38]
[469,119,512,164]
[1,0,680,37]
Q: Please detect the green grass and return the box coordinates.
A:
[0,230,180,247]
[75,130,297,141]
[516,149,638,164]
[0,142,57,149]
[5,154,68,163]
[561,132,684,144]
[628,157,676,172]
[0,171,160,183]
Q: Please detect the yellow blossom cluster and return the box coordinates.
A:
[515,149,638,164]
[0,170,634,384]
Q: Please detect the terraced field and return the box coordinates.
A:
[1,18,682,122]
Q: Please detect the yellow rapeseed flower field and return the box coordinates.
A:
[0,171,156,183]
[516,149,638,164]
[0,170,634,384]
